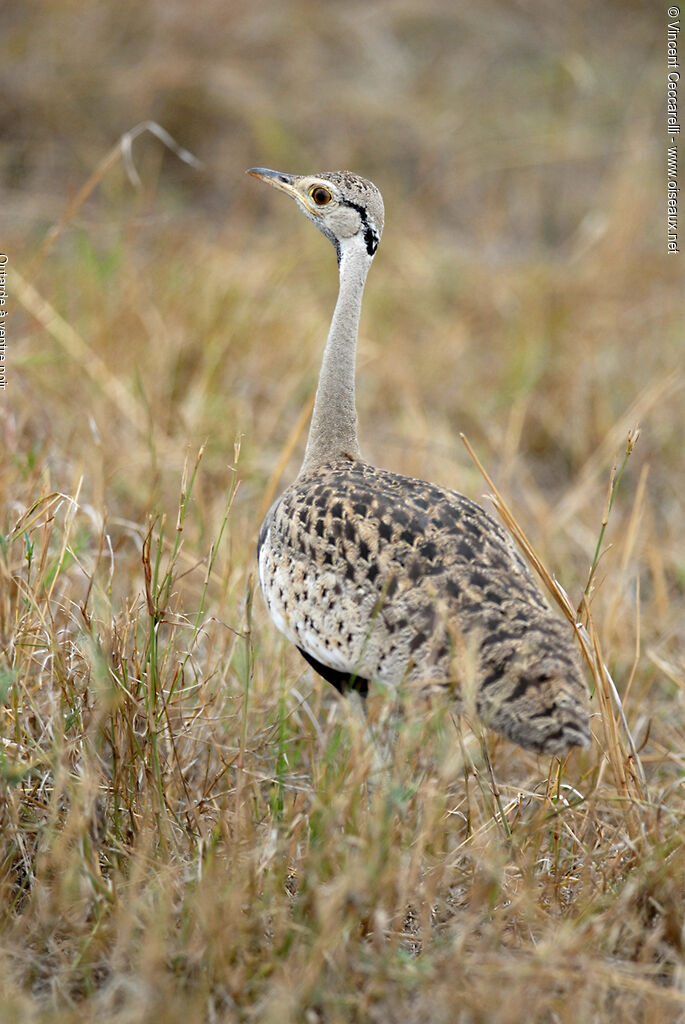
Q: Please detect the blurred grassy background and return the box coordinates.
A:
[3,0,681,670]
[1,2,684,1022]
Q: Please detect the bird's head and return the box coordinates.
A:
[247,168,384,264]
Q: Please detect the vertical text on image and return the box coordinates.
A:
[667,7,680,253]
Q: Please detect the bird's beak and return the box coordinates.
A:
[246,167,299,199]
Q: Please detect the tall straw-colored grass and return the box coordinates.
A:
[2,3,684,1021]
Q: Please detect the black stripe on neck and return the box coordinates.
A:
[343,199,378,256]
[344,198,369,224]
[363,226,379,256]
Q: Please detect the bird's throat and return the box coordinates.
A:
[300,246,371,473]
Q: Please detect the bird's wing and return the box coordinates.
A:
[260,459,546,681]
[258,459,590,754]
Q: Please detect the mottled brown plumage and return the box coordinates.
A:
[249,167,591,756]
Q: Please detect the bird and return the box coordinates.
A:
[248,167,591,757]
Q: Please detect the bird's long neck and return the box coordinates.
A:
[300,244,371,474]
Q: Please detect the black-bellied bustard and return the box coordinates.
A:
[249,167,590,756]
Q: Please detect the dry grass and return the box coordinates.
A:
[1,2,684,1021]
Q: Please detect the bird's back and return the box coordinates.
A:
[258,459,590,755]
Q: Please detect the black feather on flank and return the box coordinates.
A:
[296,646,369,698]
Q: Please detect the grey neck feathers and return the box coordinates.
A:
[300,242,371,474]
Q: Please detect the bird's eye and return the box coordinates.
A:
[310,186,332,206]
